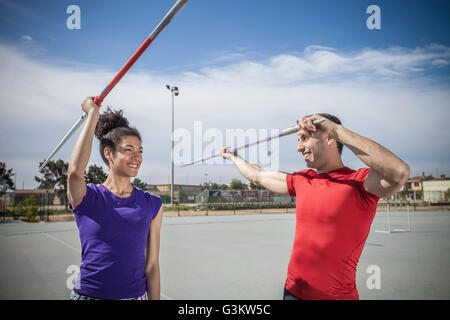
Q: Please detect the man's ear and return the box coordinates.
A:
[327,138,337,149]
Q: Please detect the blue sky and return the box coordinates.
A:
[2,0,449,71]
[0,0,449,188]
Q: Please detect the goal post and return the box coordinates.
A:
[375,204,411,234]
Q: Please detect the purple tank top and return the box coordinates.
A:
[71,184,162,299]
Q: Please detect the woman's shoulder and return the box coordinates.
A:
[71,184,103,213]
[133,187,163,216]
[134,186,162,202]
[85,183,107,196]
[86,183,102,190]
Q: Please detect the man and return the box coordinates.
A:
[220,113,410,300]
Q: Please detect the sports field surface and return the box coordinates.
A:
[1,211,449,300]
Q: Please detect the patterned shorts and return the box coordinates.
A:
[69,289,148,300]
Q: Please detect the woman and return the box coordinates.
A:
[67,97,163,300]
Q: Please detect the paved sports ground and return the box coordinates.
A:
[0,211,449,300]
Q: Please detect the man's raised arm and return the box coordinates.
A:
[220,147,290,196]
[299,115,410,198]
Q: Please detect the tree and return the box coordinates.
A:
[249,182,263,190]
[229,179,248,190]
[0,162,15,196]
[35,159,68,190]
[85,164,108,185]
[35,159,69,210]
[209,183,221,190]
[200,183,210,191]
[132,178,148,190]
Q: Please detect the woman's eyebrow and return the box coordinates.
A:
[122,144,143,149]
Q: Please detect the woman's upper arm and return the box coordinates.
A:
[67,173,86,209]
[151,206,163,236]
[146,206,162,268]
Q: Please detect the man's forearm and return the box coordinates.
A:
[230,156,261,184]
[223,148,289,195]
[335,126,409,184]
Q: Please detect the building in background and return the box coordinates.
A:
[196,189,294,205]
[403,173,434,202]
[423,175,450,204]
[146,184,202,203]
[13,189,58,206]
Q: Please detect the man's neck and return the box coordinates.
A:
[316,157,345,174]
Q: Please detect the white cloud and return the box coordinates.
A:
[189,44,450,86]
[0,43,449,188]
[20,35,32,42]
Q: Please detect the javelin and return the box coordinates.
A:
[180,118,326,167]
[40,0,189,170]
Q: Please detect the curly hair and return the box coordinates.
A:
[95,107,142,166]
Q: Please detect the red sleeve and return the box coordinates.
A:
[354,168,379,207]
[286,173,296,197]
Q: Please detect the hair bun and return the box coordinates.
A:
[95,107,130,139]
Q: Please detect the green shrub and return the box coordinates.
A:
[201,197,295,210]
[164,204,195,211]
[15,195,39,222]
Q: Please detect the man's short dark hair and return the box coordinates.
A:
[306,113,343,155]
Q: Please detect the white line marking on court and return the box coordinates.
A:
[42,232,81,254]
[41,232,174,300]
[161,293,173,300]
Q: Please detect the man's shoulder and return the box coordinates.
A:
[289,167,372,181]
[324,167,372,179]
[351,167,373,183]
[326,167,374,186]
[290,169,316,176]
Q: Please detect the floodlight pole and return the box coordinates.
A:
[166,85,179,205]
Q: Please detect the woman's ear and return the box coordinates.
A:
[104,147,113,164]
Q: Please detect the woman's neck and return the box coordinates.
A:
[102,174,133,197]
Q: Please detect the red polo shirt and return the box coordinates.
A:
[285,167,379,300]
